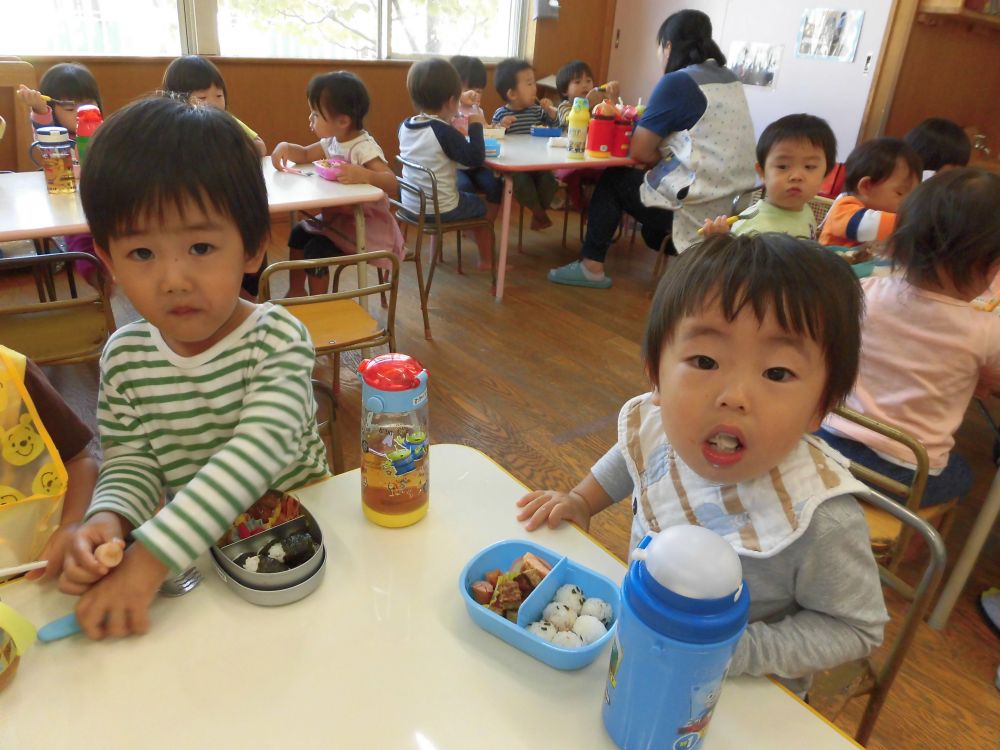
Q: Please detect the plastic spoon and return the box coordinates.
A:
[0,560,48,579]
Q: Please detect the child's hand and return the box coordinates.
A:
[74,542,168,639]
[336,163,370,185]
[58,511,127,595]
[700,215,733,236]
[602,81,621,100]
[460,89,480,108]
[16,85,49,115]
[539,98,557,118]
[498,115,517,129]
[25,523,79,581]
[516,490,592,531]
[271,142,293,172]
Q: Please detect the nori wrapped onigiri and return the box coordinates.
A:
[255,555,290,573]
[259,532,316,568]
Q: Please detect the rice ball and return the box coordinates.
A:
[572,614,607,645]
[580,597,613,626]
[527,620,558,642]
[554,583,585,614]
[551,630,584,649]
[542,601,578,631]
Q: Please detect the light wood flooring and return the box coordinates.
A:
[3,212,998,749]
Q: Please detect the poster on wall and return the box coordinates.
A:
[728,41,783,89]
[796,8,865,62]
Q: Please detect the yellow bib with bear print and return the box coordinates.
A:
[0,346,67,569]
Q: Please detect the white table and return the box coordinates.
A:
[484,135,635,301]
[0,160,383,245]
[0,445,860,749]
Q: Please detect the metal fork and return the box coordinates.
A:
[159,566,202,597]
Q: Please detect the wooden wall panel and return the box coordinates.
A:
[1,3,614,171]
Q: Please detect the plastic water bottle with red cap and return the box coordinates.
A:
[74,104,103,166]
[602,525,750,750]
[358,353,429,528]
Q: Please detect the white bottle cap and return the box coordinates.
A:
[632,526,742,600]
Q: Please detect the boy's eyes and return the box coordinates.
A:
[191,243,213,255]
[689,355,718,370]
[128,247,154,261]
[764,367,795,382]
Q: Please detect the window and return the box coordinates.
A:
[5,0,525,60]
[1,0,181,56]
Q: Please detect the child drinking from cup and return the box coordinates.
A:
[60,97,329,639]
[271,71,403,296]
[517,233,887,693]
[449,55,503,208]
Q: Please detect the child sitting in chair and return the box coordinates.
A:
[702,113,836,241]
[819,137,921,250]
[820,169,1000,506]
[61,97,329,639]
[398,58,494,272]
[517,232,888,694]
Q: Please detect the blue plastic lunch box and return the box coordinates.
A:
[459,538,620,670]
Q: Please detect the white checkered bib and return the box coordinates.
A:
[618,393,871,559]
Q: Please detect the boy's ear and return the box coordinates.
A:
[856,175,873,197]
[243,244,268,275]
[94,246,114,274]
[754,162,765,181]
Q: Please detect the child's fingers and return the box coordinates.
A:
[522,500,560,531]
[104,605,129,639]
[516,490,546,508]
[75,596,107,640]
[128,605,151,636]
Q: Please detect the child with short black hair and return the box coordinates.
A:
[399,58,494,271]
[518,232,887,693]
[819,137,921,249]
[821,169,1000,505]
[904,117,971,178]
[62,97,329,638]
[553,60,619,127]
[492,57,559,230]
[15,62,104,289]
[272,71,403,296]
[448,55,503,207]
[162,55,266,157]
[703,113,836,240]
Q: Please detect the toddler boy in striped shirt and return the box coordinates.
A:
[60,96,329,639]
[492,58,560,230]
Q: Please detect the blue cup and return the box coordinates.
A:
[602,534,749,750]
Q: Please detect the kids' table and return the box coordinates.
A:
[484,136,636,301]
[0,445,861,749]
[0,161,383,252]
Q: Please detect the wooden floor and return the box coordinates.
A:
[4,211,999,749]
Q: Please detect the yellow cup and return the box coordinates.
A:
[0,603,37,694]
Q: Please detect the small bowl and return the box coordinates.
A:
[459,539,620,671]
[531,126,562,138]
[212,506,324,591]
[212,546,326,606]
[313,156,348,181]
[482,127,506,140]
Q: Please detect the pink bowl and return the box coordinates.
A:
[313,156,348,181]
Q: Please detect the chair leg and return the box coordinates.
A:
[333,352,342,395]
[377,268,388,308]
[562,196,571,248]
[410,231,433,340]
[456,231,464,275]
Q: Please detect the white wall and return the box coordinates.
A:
[607,0,893,162]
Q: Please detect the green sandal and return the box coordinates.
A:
[547,260,612,289]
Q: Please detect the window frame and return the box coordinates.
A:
[182,0,527,61]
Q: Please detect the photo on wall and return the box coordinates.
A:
[728,41,783,89]
[796,8,865,62]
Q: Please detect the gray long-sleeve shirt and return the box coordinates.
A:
[593,447,888,693]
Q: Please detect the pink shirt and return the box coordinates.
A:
[824,276,1000,470]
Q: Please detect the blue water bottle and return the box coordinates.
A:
[602,526,749,750]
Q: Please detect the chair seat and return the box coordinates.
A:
[862,498,956,545]
[394,210,490,233]
[1,304,109,365]
[284,298,384,352]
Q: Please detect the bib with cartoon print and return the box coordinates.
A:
[618,393,872,558]
[0,347,67,568]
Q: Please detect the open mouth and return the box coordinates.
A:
[702,431,745,467]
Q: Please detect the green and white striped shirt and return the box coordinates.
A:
[87,303,330,572]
